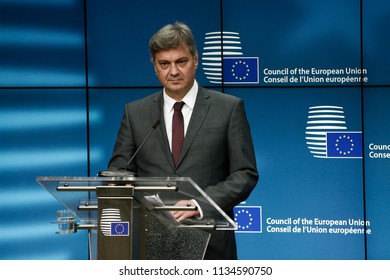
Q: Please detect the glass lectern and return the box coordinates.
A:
[36,176,237,260]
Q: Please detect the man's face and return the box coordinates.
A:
[153,43,198,100]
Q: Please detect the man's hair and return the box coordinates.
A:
[149,21,198,63]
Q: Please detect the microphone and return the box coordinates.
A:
[124,119,160,169]
[98,119,160,177]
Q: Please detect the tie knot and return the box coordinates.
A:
[173,101,185,111]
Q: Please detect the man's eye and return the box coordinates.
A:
[159,63,169,69]
[178,60,187,66]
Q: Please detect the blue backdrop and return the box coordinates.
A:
[1,0,389,260]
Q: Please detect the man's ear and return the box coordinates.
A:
[194,53,199,68]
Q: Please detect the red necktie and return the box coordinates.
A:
[172,101,185,167]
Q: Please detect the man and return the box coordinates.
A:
[107,22,258,259]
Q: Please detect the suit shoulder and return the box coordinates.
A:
[125,91,162,108]
[204,88,242,104]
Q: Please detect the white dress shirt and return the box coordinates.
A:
[163,80,203,219]
[163,80,198,152]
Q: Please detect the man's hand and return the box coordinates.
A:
[171,200,200,221]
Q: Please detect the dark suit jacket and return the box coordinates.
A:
[108,86,258,259]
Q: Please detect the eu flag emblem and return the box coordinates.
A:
[223,57,259,84]
[234,206,262,233]
[110,222,129,236]
[326,132,362,158]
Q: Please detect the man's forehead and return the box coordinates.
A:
[155,45,192,60]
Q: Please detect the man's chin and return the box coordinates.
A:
[168,80,183,87]
[166,84,184,92]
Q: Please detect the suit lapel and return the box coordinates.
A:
[150,88,212,169]
[151,93,175,168]
[177,87,211,167]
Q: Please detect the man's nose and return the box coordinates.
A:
[170,63,179,75]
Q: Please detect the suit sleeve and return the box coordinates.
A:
[204,99,258,212]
